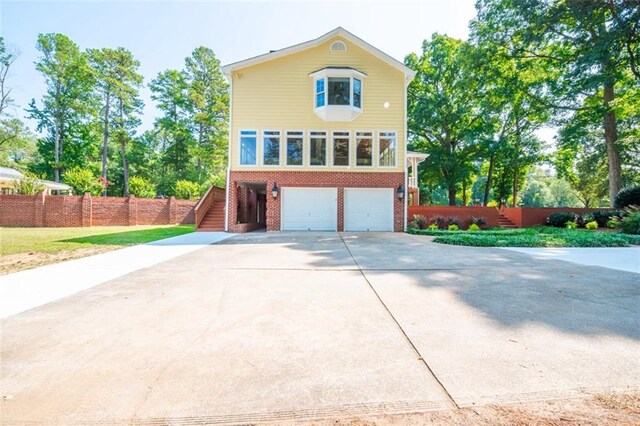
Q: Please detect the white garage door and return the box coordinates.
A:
[281,187,337,231]
[344,188,394,231]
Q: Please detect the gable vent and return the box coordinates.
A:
[330,41,347,52]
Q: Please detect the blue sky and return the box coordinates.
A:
[2,0,477,132]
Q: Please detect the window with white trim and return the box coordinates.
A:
[310,68,366,121]
[240,130,257,165]
[356,132,373,166]
[309,131,327,166]
[286,131,304,166]
[332,131,350,166]
[263,130,280,166]
[378,131,396,167]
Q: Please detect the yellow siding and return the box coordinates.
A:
[229,36,406,172]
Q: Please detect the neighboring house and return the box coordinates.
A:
[221,27,426,232]
[0,167,73,195]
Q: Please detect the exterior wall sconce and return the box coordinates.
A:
[271,182,280,199]
[396,184,405,201]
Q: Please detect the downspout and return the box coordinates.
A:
[224,74,233,232]
[403,75,410,232]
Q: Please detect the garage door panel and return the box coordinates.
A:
[344,188,394,232]
[282,188,337,231]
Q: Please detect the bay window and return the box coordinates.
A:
[310,68,366,121]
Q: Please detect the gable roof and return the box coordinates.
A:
[222,27,416,79]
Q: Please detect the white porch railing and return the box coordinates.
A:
[408,176,418,188]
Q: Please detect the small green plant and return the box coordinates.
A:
[409,214,429,230]
[547,212,577,227]
[614,186,640,208]
[427,223,439,231]
[468,223,481,231]
[448,224,460,231]
[619,207,640,235]
[607,218,621,229]
[585,221,598,230]
[173,180,201,200]
[15,173,46,195]
[565,221,577,229]
[128,176,156,198]
[63,168,103,196]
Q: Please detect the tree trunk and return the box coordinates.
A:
[119,100,129,197]
[603,83,622,206]
[483,153,495,206]
[101,93,110,196]
[53,123,61,184]
[512,169,519,207]
[462,180,467,206]
[448,185,456,206]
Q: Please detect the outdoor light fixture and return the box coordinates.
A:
[396,184,405,200]
[271,182,280,199]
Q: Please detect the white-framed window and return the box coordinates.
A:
[378,131,397,167]
[309,131,327,166]
[286,130,304,166]
[240,130,257,166]
[332,131,350,167]
[310,68,366,122]
[262,130,280,166]
[356,131,373,167]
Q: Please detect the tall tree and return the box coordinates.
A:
[474,0,640,206]
[27,33,95,183]
[183,47,229,183]
[406,35,490,205]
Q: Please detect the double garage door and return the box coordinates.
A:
[281,187,394,231]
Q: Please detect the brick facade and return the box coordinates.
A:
[0,193,196,227]
[228,171,405,232]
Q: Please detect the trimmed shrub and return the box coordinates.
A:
[585,221,598,230]
[565,220,578,229]
[128,176,156,198]
[614,186,640,208]
[576,213,594,228]
[173,180,201,200]
[591,210,626,227]
[448,224,460,231]
[64,168,104,196]
[546,212,577,227]
[607,218,621,229]
[469,216,487,227]
[430,215,447,229]
[446,216,461,227]
[427,223,439,231]
[409,214,428,230]
[468,223,481,231]
[620,208,640,235]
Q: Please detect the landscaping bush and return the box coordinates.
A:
[565,220,578,229]
[576,213,594,228]
[128,176,156,198]
[173,180,201,200]
[430,215,447,229]
[447,224,460,231]
[614,186,640,208]
[409,214,428,230]
[607,218,621,229]
[468,223,481,231]
[446,216,461,227]
[63,168,104,196]
[619,208,640,235]
[427,224,438,231]
[546,212,577,227]
[15,173,45,195]
[591,210,626,227]
[585,221,598,230]
[468,216,487,228]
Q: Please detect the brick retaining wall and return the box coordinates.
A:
[408,206,501,228]
[500,207,610,228]
[0,193,196,227]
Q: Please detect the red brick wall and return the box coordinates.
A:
[228,171,405,232]
[501,207,611,228]
[408,206,501,228]
[0,193,196,227]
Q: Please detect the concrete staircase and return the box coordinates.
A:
[197,201,225,231]
[498,213,517,229]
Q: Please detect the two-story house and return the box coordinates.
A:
[221,27,423,233]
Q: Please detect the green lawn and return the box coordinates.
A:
[408,226,640,247]
[0,225,195,256]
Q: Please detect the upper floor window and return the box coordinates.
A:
[263,130,280,165]
[240,130,257,165]
[356,132,372,166]
[332,131,350,166]
[309,131,327,166]
[378,131,396,167]
[310,68,366,121]
[287,131,304,166]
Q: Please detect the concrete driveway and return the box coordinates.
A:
[1,232,639,424]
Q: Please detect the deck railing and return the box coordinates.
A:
[194,186,226,229]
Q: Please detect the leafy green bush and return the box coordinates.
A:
[448,224,460,231]
[427,224,438,231]
[15,173,45,195]
[591,210,626,227]
[173,180,201,200]
[430,215,447,229]
[468,223,481,231]
[565,220,577,229]
[447,216,461,227]
[128,176,156,198]
[614,186,640,208]
[585,221,598,230]
[576,213,594,228]
[468,216,487,228]
[64,168,104,196]
[607,218,621,229]
[409,214,428,230]
[546,212,577,227]
[619,210,640,235]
